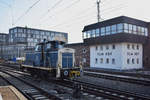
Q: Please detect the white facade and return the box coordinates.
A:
[90,43,143,70]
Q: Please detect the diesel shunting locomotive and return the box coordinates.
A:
[21,40,80,79]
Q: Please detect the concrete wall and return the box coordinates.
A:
[90,43,143,70]
[122,43,143,69]
[90,43,122,69]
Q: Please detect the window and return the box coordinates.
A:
[82,48,86,53]
[83,58,86,63]
[106,45,109,50]
[127,44,130,49]
[111,25,117,34]
[133,25,137,34]
[100,58,103,63]
[10,29,14,33]
[132,44,135,50]
[91,30,95,37]
[112,58,115,64]
[15,33,17,37]
[87,31,91,38]
[106,58,109,64]
[35,30,39,34]
[112,44,115,49]
[117,23,123,33]
[22,34,26,37]
[101,27,105,36]
[41,31,44,35]
[106,26,111,35]
[14,28,17,32]
[95,46,98,50]
[129,24,133,33]
[89,31,93,38]
[137,45,139,50]
[145,28,148,36]
[124,23,128,33]
[141,27,145,35]
[127,59,130,64]
[137,58,139,64]
[83,32,86,39]
[96,28,100,36]
[18,33,21,37]
[137,26,141,35]
[132,59,134,64]
[95,58,98,64]
[31,34,33,38]
[100,46,103,50]
[27,29,31,33]
[18,28,23,32]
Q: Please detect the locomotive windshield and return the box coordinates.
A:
[35,44,42,51]
[46,43,51,50]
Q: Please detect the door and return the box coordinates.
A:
[62,53,73,68]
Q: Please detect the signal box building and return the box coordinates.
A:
[81,16,150,70]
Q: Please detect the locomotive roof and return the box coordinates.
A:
[37,40,65,45]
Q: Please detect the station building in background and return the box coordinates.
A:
[68,16,150,69]
[0,27,68,60]
[9,27,68,48]
[0,33,8,43]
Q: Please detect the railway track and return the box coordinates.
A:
[84,68,150,79]
[84,71,150,86]
[60,79,150,100]
[2,62,150,86]
[84,72,150,86]
[49,78,150,100]
[0,69,61,100]
[1,65,150,100]
[0,66,84,100]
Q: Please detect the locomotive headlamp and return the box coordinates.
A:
[64,70,68,76]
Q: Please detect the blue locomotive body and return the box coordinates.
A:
[23,40,80,79]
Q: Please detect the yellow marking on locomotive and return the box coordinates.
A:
[69,70,80,78]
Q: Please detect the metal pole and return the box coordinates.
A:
[97,0,101,22]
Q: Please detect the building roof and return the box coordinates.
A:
[9,26,68,34]
[0,33,8,35]
[0,42,26,45]
[82,16,148,32]
[84,33,148,45]
[65,42,85,47]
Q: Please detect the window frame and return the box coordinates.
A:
[111,24,117,34]
[100,58,103,64]
[112,58,115,64]
[95,58,98,64]
[127,59,130,64]
[101,27,105,36]
[112,44,115,49]
[124,23,129,33]
[106,26,111,35]
[117,23,123,33]
[106,58,109,64]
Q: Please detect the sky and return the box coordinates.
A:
[0,0,150,43]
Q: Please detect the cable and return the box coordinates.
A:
[0,0,11,7]
[44,0,81,22]
[39,3,96,27]
[14,0,41,25]
[39,0,64,20]
[47,3,126,28]
[33,0,81,27]
[43,2,125,28]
